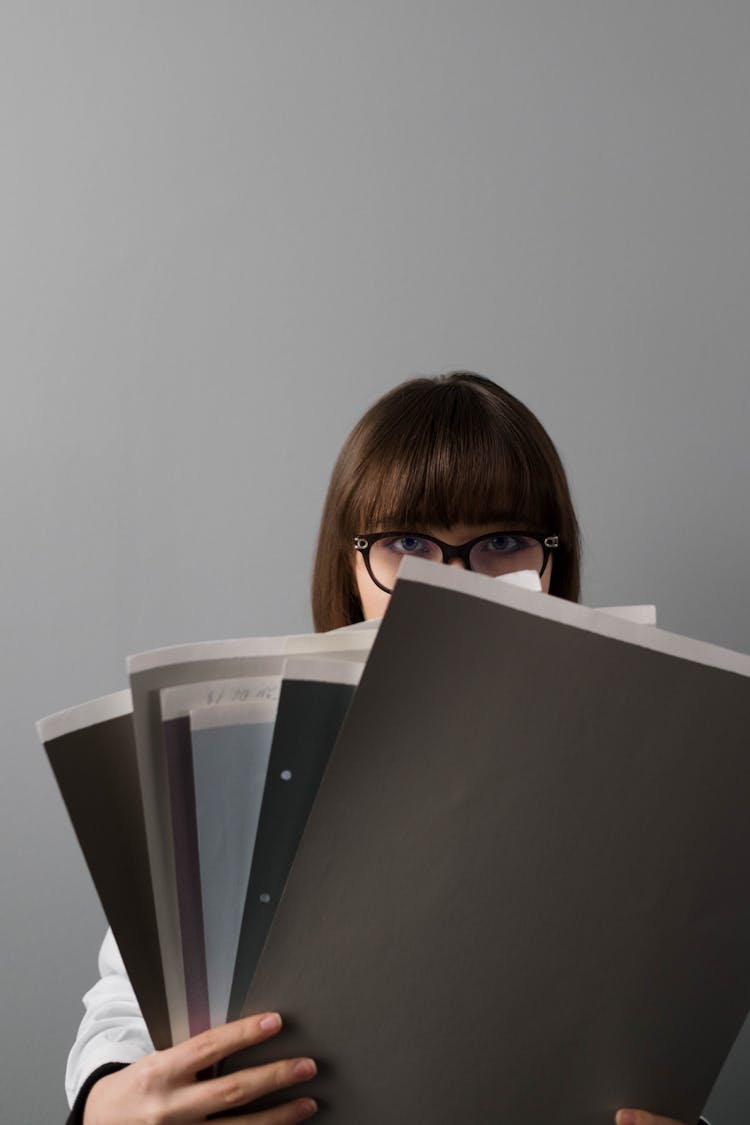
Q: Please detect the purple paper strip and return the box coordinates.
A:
[163,715,210,1036]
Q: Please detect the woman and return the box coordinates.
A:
[68,372,696,1125]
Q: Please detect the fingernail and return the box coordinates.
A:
[617,1112,637,1125]
[293,1057,317,1078]
[297,1099,318,1120]
[259,1012,282,1031]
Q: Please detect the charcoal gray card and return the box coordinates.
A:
[39,693,170,1050]
[227,559,750,1125]
[228,659,361,1020]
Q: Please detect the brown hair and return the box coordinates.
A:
[311,371,581,631]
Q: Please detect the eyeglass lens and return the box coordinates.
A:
[368,534,545,590]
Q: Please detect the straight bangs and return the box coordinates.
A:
[344,386,557,537]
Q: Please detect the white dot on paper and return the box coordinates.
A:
[281,769,292,781]
[259,892,271,903]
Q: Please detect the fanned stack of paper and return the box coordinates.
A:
[38,624,378,1049]
[37,559,750,1125]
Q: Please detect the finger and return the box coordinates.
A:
[168,1012,285,1079]
[171,1055,318,1122]
[212,1097,318,1124]
[616,1109,687,1125]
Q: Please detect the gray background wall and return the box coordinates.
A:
[2,2,749,1121]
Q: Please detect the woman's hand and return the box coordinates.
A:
[615,1110,687,1125]
[83,1010,318,1124]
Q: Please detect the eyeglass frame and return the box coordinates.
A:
[353,530,560,595]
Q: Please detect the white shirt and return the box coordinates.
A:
[65,929,153,1108]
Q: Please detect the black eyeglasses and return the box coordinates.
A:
[354,531,559,595]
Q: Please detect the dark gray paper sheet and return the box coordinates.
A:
[229,658,361,1020]
[37,693,171,1050]
[227,558,750,1125]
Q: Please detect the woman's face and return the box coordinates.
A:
[353,521,554,621]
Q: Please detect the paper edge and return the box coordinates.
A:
[128,624,377,675]
[127,635,289,674]
[597,604,657,626]
[36,688,133,744]
[395,556,750,678]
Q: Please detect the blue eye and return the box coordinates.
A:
[481,534,523,553]
[384,535,431,555]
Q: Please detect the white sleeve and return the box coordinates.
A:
[65,929,155,1108]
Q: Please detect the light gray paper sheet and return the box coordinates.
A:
[160,675,281,1030]
[128,628,376,1042]
[190,700,278,1027]
[225,558,750,1125]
